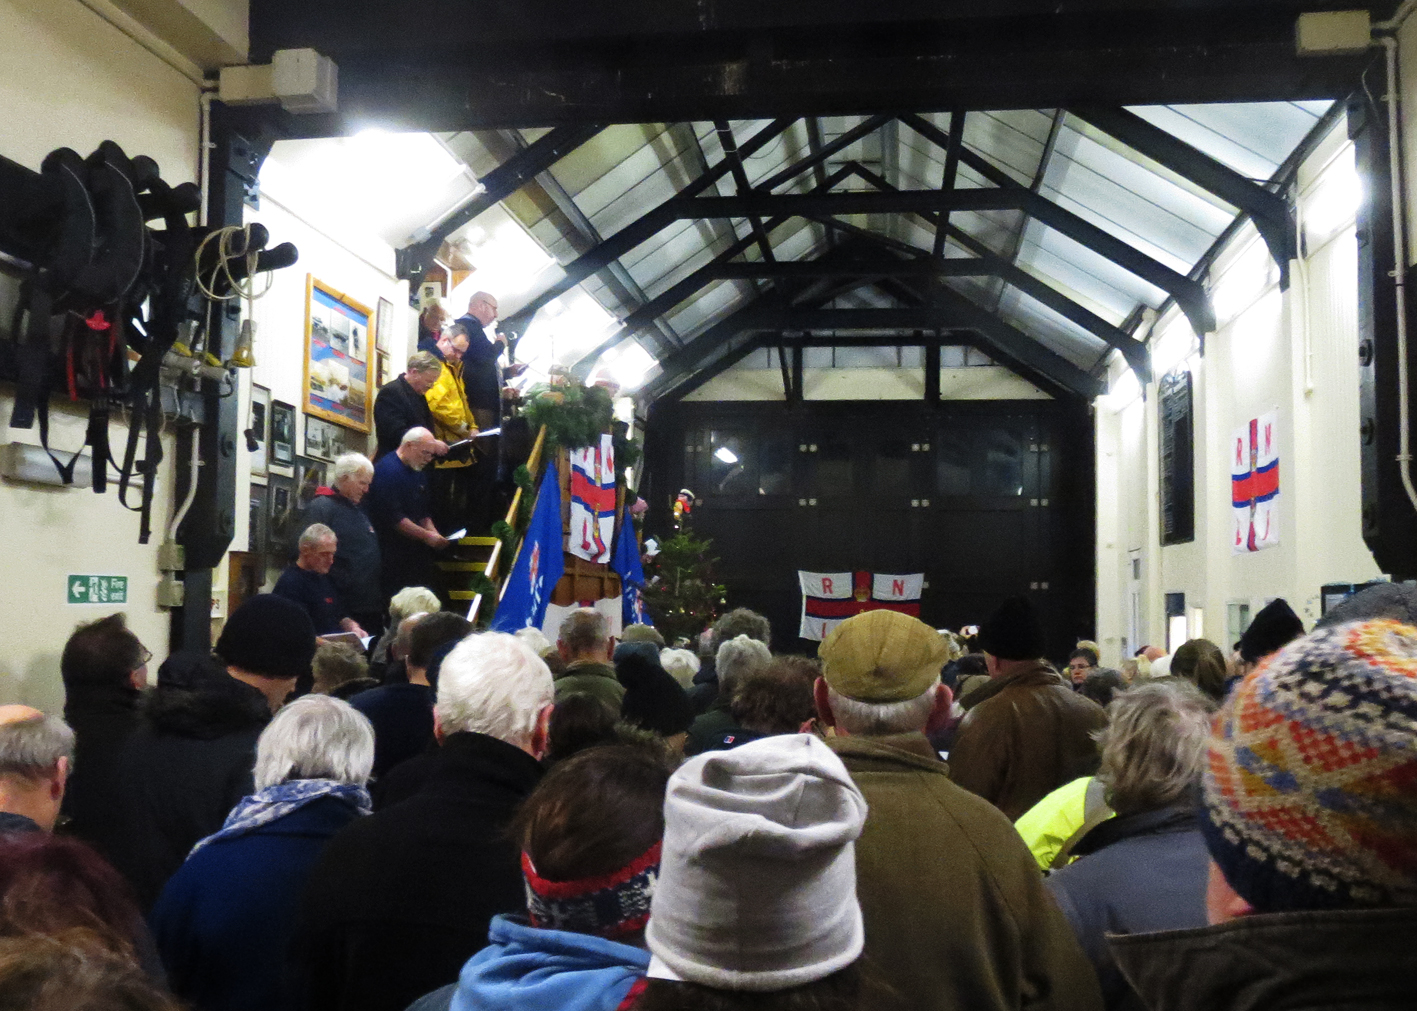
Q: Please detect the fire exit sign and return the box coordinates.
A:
[67,575,128,605]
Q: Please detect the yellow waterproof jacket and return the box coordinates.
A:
[1014,775,1113,870]
[424,360,475,468]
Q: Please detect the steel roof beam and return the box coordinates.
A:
[394,123,602,283]
[899,111,1215,336]
[932,110,965,257]
[501,117,796,334]
[570,164,858,378]
[843,161,1151,381]
[754,115,892,192]
[715,121,777,265]
[644,299,1101,400]
[1069,105,1296,287]
[498,130,682,353]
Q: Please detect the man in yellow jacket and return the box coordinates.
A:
[422,327,477,531]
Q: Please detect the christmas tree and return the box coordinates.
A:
[640,527,726,645]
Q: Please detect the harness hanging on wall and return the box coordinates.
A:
[0,140,298,542]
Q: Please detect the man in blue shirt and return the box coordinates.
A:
[365,427,451,601]
[272,524,367,638]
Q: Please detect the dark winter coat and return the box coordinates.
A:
[109,653,269,910]
[552,661,625,714]
[949,661,1108,819]
[828,733,1103,1011]
[613,642,693,736]
[150,795,364,1011]
[682,697,736,756]
[348,682,436,779]
[61,681,142,865]
[301,490,383,617]
[374,375,436,459]
[453,315,502,412]
[293,731,543,1011]
[1110,907,1417,1011]
[1045,806,1210,1011]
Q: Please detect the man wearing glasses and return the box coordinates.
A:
[454,290,512,431]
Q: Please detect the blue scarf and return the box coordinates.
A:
[190,779,371,856]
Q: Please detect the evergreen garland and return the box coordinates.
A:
[522,382,615,452]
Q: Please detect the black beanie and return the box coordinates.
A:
[215,594,317,681]
[1237,598,1305,663]
[977,596,1045,661]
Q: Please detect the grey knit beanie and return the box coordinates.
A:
[645,733,867,991]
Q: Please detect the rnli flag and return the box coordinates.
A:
[491,462,564,633]
[798,570,924,640]
[1232,410,1280,554]
[611,502,648,629]
[568,434,615,564]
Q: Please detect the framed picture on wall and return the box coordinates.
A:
[249,384,271,478]
[248,483,269,555]
[376,296,395,355]
[267,473,296,560]
[270,400,296,467]
[303,274,374,433]
[303,414,346,463]
[376,349,392,390]
[295,456,328,507]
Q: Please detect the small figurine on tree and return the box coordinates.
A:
[640,524,725,645]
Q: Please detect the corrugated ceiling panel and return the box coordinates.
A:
[1016,222,1166,321]
[1126,102,1326,181]
[996,286,1109,369]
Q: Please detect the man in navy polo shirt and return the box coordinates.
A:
[365,427,451,601]
[273,524,368,638]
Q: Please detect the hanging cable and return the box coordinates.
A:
[193,224,273,368]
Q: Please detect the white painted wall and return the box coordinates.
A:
[0,0,203,711]
[1095,120,1380,667]
[231,157,414,591]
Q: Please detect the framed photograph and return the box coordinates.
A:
[248,483,269,555]
[270,400,296,466]
[303,414,346,463]
[295,456,328,508]
[376,349,392,390]
[303,274,373,433]
[376,296,395,355]
[248,383,271,478]
[267,473,296,559]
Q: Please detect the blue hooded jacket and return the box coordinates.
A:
[426,914,649,1011]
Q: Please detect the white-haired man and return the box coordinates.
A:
[812,609,1104,1011]
[296,632,553,1011]
[366,427,452,601]
[273,523,367,639]
[301,453,384,636]
[0,705,74,834]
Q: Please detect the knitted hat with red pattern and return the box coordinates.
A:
[1200,619,1417,913]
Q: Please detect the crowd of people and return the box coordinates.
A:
[2,579,1415,1011]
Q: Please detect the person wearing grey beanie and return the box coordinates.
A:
[636,734,871,1010]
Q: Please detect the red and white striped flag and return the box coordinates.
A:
[798,570,923,640]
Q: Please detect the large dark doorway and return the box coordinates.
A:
[646,397,1094,657]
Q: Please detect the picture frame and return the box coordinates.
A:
[376,349,392,390]
[249,383,271,478]
[303,414,346,463]
[376,296,395,354]
[303,274,373,433]
[270,400,296,467]
[248,483,269,555]
[295,456,328,507]
[267,473,296,560]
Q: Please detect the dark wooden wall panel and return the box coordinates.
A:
[644,397,1095,660]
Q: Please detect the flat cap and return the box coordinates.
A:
[819,610,947,703]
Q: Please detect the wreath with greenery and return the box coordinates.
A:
[521,382,615,451]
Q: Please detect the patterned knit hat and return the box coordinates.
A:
[1201,619,1417,912]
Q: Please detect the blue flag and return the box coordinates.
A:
[611,503,648,629]
[491,462,564,633]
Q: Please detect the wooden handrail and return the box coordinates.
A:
[466,424,548,624]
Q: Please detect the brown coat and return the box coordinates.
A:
[949,661,1107,820]
[828,733,1103,1011]
[1110,906,1417,1011]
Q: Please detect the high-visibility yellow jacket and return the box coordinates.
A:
[424,360,475,468]
[1014,775,1113,871]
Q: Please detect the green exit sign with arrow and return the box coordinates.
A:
[68,575,128,605]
